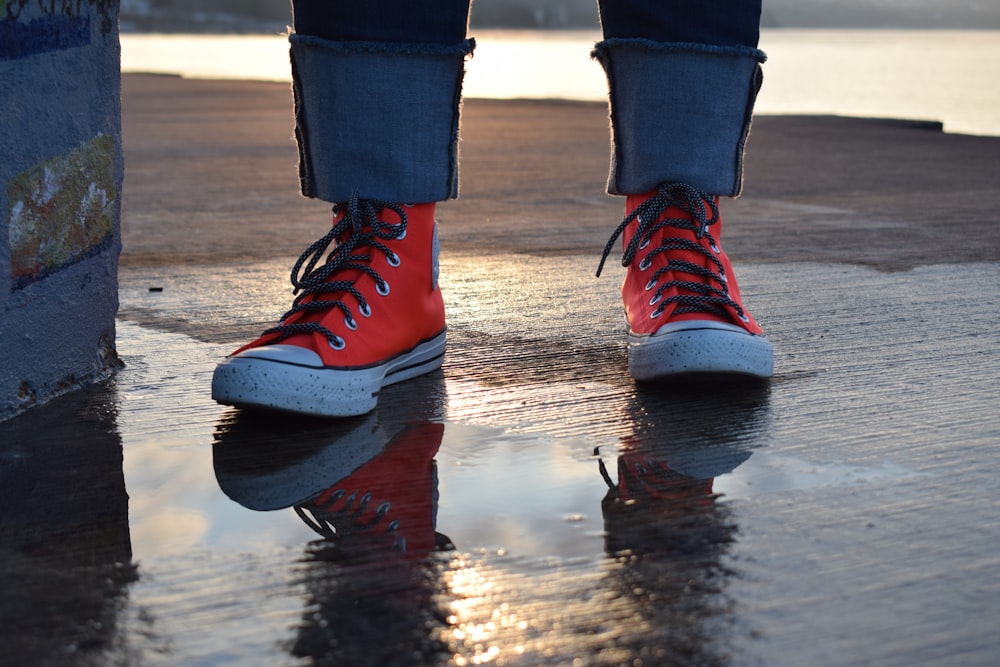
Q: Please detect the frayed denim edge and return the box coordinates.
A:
[593,39,765,197]
[290,37,469,202]
[592,38,766,64]
[289,33,475,58]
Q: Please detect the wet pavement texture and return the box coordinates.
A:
[2,74,1000,666]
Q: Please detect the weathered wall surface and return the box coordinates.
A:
[1,1,123,421]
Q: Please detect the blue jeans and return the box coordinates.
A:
[290,1,764,202]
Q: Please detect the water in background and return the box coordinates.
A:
[120,29,1000,137]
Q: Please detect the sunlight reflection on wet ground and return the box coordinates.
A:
[21,254,978,665]
[2,250,997,664]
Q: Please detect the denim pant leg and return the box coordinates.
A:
[291,0,470,44]
[594,1,765,197]
[598,0,762,48]
[289,1,472,203]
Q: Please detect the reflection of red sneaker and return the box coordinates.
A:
[598,182,773,381]
[213,197,446,417]
[609,453,715,503]
[295,422,448,561]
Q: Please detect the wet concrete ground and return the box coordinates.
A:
[2,74,1000,666]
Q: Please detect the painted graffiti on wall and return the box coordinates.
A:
[6,134,117,292]
[1,0,118,59]
[3,0,117,26]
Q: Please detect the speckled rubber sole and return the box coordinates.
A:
[211,331,446,417]
[628,321,773,381]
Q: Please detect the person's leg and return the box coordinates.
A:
[289,0,473,203]
[212,2,473,417]
[593,0,774,381]
[598,1,761,48]
[291,1,469,44]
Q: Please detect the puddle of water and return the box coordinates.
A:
[716,450,918,499]
[7,259,985,667]
[108,317,921,566]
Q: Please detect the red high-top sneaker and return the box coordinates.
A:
[294,422,447,562]
[597,182,773,381]
[212,196,446,416]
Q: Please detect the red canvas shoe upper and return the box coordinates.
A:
[296,422,444,561]
[597,183,763,337]
[614,453,715,504]
[231,198,445,368]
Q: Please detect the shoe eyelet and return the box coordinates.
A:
[342,491,357,509]
[649,294,662,307]
[328,335,346,350]
[386,251,400,267]
[644,279,657,291]
[638,237,650,250]
[376,280,390,296]
[359,303,372,318]
[395,226,407,240]
[638,257,652,271]
[344,316,358,331]
[650,307,663,319]
[738,313,750,323]
[719,270,728,283]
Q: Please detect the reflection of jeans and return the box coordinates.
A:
[289,0,765,202]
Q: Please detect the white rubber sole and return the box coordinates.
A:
[211,331,446,417]
[628,320,774,381]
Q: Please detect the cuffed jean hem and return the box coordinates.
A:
[592,39,766,197]
[290,34,474,203]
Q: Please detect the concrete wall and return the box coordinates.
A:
[1,1,123,421]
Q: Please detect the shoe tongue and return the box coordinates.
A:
[636,201,725,258]
[626,207,701,250]
[332,200,403,230]
[377,206,404,225]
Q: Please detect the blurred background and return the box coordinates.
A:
[119,0,1000,32]
[119,1,1000,136]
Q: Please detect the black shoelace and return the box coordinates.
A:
[596,182,748,323]
[261,194,407,350]
[295,491,405,552]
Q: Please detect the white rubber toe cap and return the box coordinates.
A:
[234,344,324,368]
